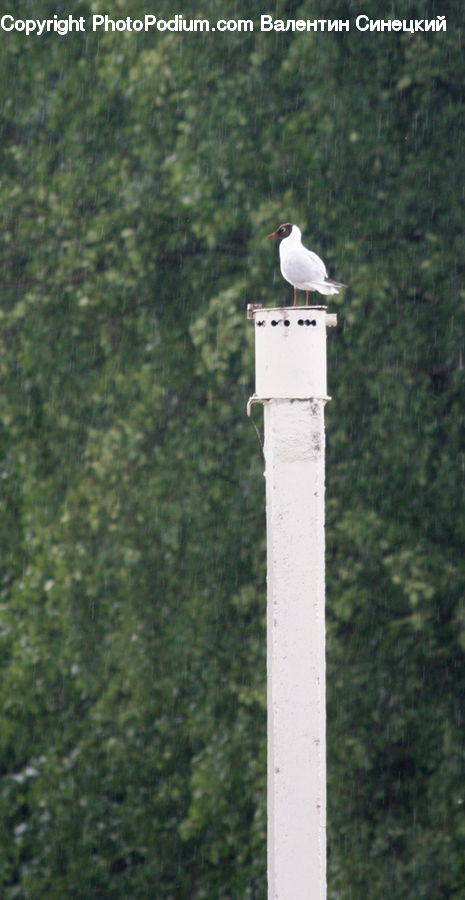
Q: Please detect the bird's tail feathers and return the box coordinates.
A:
[318,278,347,295]
[325,278,347,289]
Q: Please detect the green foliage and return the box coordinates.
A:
[0,0,464,896]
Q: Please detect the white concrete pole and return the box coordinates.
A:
[247,305,336,900]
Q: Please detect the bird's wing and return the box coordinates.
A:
[300,248,328,279]
[281,247,328,284]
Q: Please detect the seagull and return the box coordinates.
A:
[267,223,346,305]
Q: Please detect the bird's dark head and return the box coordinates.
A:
[266,223,294,240]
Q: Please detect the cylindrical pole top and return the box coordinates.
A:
[248,305,336,400]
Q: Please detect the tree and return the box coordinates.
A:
[0,0,464,896]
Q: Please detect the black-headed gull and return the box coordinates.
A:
[267,222,346,305]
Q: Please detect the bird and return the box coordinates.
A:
[267,222,346,305]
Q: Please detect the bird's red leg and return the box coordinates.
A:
[293,287,298,306]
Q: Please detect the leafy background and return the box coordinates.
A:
[0,0,464,897]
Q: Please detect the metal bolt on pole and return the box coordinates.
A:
[247,304,337,900]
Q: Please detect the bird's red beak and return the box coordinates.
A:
[266,231,277,239]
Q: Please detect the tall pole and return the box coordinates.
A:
[248,304,336,900]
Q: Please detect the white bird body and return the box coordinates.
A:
[267,222,346,304]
